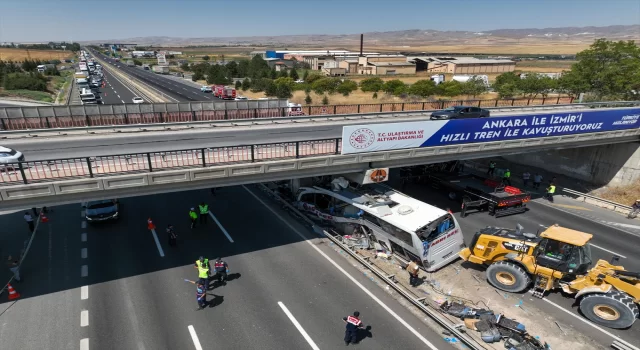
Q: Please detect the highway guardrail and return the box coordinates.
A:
[1,100,638,134]
[562,188,633,214]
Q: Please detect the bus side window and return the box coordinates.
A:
[377,219,413,246]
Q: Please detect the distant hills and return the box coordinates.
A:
[84,25,640,47]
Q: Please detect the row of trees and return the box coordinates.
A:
[0,60,54,92]
[0,42,81,52]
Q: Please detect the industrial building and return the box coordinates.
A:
[250,50,380,60]
[408,56,515,74]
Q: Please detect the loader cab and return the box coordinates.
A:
[533,225,593,276]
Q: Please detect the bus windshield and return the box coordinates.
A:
[416,214,456,242]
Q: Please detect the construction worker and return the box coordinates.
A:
[545,182,556,202]
[198,202,209,224]
[406,259,420,287]
[502,168,512,186]
[196,282,207,310]
[213,257,229,284]
[487,161,496,176]
[189,208,198,229]
[343,311,363,345]
[194,256,210,290]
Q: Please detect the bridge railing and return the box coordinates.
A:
[0,97,576,131]
[0,138,343,186]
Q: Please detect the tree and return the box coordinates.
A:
[359,77,384,92]
[304,73,323,84]
[461,77,488,98]
[248,55,270,79]
[270,67,277,79]
[336,80,358,96]
[133,59,143,66]
[493,72,520,90]
[289,68,299,80]
[180,62,190,71]
[264,80,277,97]
[372,92,378,99]
[202,55,210,61]
[278,69,289,78]
[312,78,341,95]
[192,72,204,81]
[235,80,242,90]
[275,81,293,98]
[237,59,250,77]
[302,69,309,81]
[225,61,238,77]
[437,81,464,97]
[569,39,640,100]
[557,70,588,98]
[495,82,520,99]
[382,79,405,94]
[519,73,549,99]
[304,94,312,104]
[322,95,329,105]
[241,78,251,91]
[408,80,437,98]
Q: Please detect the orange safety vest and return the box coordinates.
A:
[346,316,361,326]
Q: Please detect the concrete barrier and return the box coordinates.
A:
[102,174,149,189]
[0,183,55,200]
[53,178,103,194]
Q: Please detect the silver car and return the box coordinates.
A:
[0,146,25,164]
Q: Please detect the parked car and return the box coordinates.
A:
[234,96,248,101]
[430,106,490,120]
[201,85,212,93]
[0,146,25,164]
[132,97,144,104]
[85,199,119,222]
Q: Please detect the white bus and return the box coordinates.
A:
[293,170,464,271]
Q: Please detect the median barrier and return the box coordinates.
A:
[148,169,191,185]
[53,178,103,194]
[102,173,149,189]
[0,183,55,200]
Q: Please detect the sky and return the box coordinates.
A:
[1,0,639,42]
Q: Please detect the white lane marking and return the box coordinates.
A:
[81,248,88,259]
[81,233,87,242]
[113,90,117,94]
[81,310,89,327]
[150,229,165,257]
[208,211,234,243]
[81,221,87,229]
[80,338,89,350]
[187,325,203,350]
[590,243,627,259]
[81,210,85,217]
[243,186,440,350]
[536,292,639,350]
[81,265,88,277]
[117,94,121,98]
[121,100,125,104]
[603,221,640,230]
[81,286,89,300]
[277,302,320,350]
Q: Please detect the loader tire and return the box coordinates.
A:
[486,261,531,293]
[579,291,639,329]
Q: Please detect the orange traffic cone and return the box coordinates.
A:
[40,214,49,223]
[147,218,156,231]
[7,284,20,300]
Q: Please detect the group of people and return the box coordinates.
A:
[194,256,229,310]
[189,202,210,229]
[488,161,556,201]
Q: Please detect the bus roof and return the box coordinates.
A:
[310,185,448,233]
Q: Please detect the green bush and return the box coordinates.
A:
[4,72,48,91]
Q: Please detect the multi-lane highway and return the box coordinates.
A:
[0,186,454,350]
[91,49,216,103]
[99,66,138,105]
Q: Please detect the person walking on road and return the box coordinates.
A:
[487,161,496,177]
[7,256,21,282]
[343,311,364,346]
[189,208,198,229]
[406,259,420,287]
[545,183,556,202]
[198,202,209,225]
[196,282,207,310]
[23,212,34,233]
[194,256,210,290]
[213,257,229,284]
[522,171,531,187]
[502,169,512,186]
[166,224,177,247]
[533,173,543,189]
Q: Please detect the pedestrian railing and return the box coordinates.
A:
[0,138,343,186]
[562,188,633,213]
[0,96,588,131]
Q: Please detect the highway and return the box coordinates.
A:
[91,49,216,103]
[0,186,454,350]
[5,106,639,161]
[392,175,640,348]
[99,65,138,104]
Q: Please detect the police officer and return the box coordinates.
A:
[196,282,207,310]
[343,311,363,346]
[198,202,209,224]
[546,182,556,202]
[194,256,210,290]
[213,257,228,284]
[189,208,198,229]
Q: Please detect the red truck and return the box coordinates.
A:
[214,85,236,100]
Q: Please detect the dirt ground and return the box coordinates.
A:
[591,182,640,206]
[346,43,592,55]
[0,48,73,61]
[326,242,604,350]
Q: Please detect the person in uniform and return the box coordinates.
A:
[194,256,210,290]
[189,208,198,229]
[198,202,209,224]
[343,311,363,345]
[196,282,207,310]
[213,257,229,284]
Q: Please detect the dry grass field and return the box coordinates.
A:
[0,48,74,61]
[348,42,593,55]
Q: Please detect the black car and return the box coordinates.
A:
[85,199,119,222]
[430,106,490,120]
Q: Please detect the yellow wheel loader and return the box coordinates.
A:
[459,224,640,329]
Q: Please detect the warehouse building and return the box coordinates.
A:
[357,55,416,75]
[408,56,515,74]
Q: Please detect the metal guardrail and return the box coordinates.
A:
[254,183,485,350]
[0,138,342,186]
[1,100,637,135]
[562,188,633,212]
[612,339,640,350]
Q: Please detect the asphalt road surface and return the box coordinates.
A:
[389,174,640,348]
[91,50,216,103]
[0,186,455,350]
[99,66,138,105]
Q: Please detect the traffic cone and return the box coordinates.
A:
[147,218,156,230]
[7,284,20,300]
[40,214,49,223]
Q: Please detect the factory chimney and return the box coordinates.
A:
[359,34,364,57]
